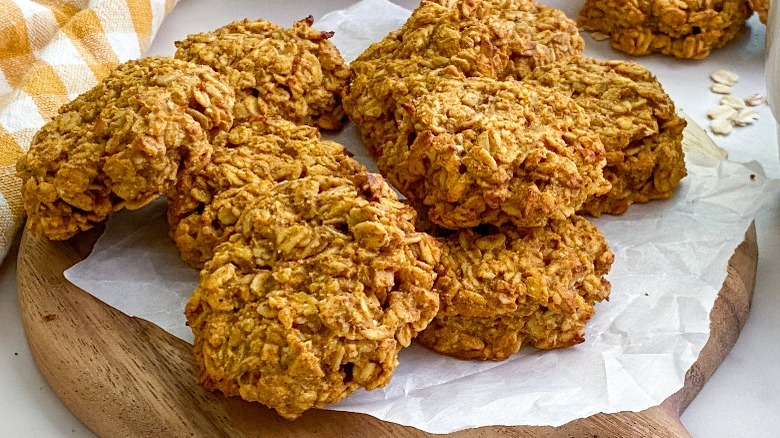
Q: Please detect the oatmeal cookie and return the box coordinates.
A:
[524,56,687,216]
[373,71,609,229]
[175,17,350,130]
[345,60,453,157]
[168,117,365,268]
[185,175,441,419]
[354,0,583,80]
[344,0,583,155]
[578,0,753,59]
[17,56,235,240]
[345,0,583,154]
[417,216,613,360]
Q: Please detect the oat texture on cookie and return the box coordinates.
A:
[417,217,613,360]
[344,0,612,231]
[377,73,609,229]
[167,117,365,268]
[524,56,687,216]
[345,0,585,155]
[168,14,447,418]
[16,57,235,240]
[354,0,582,79]
[578,0,753,59]
[185,175,441,419]
[344,0,627,363]
[348,64,611,229]
[175,17,350,130]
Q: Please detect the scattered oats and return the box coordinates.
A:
[710,83,733,94]
[731,108,759,126]
[720,95,746,110]
[590,31,610,41]
[710,69,739,86]
[707,105,738,120]
[744,93,766,106]
[710,118,733,135]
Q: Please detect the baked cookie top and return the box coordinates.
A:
[372,69,609,229]
[168,117,365,267]
[175,17,350,130]
[354,0,583,80]
[578,0,753,59]
[417,216,613,360]
[524,56,687,215]
[185,174,441,419]
[17,56,235,240]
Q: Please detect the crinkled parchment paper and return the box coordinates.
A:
[64,0,780,433]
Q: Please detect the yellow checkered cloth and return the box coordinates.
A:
[0,0,176,261]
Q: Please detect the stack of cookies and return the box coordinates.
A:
[344,0,686,360]
[17,17,442,420]
[16,0,690,420]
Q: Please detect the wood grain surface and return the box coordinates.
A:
[16,219,757,437]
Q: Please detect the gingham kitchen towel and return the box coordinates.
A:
[0,0,176,261]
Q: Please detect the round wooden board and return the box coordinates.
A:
[16,220,757,438]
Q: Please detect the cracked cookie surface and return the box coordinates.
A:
[185,175,441,419]
[345,0,585,157]
[17,56,234,240]
[578,0,753,59]
[167,117,365,268]
[524,56,687,216]
[354,0,583,80]
[175,17,350,130]
[417,216,613,360]
[353,69,609,229]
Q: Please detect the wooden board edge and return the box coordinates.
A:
[16,222,757,437]
[673,222,757,413]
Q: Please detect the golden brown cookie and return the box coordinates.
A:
[345,0,585,156]
[185,174,441,419]
[175,17,350,130]
[362,70,609,229]
[17,56,235,240]
[354,0,583,80]
[524,56,687,216]
[578,0,753,59]
[417,216,613,360]
[345,59,456,157]
[167,117,365,268]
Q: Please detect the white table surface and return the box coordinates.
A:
[1,1,778,436]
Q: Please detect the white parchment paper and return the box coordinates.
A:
[64,1,780,433]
